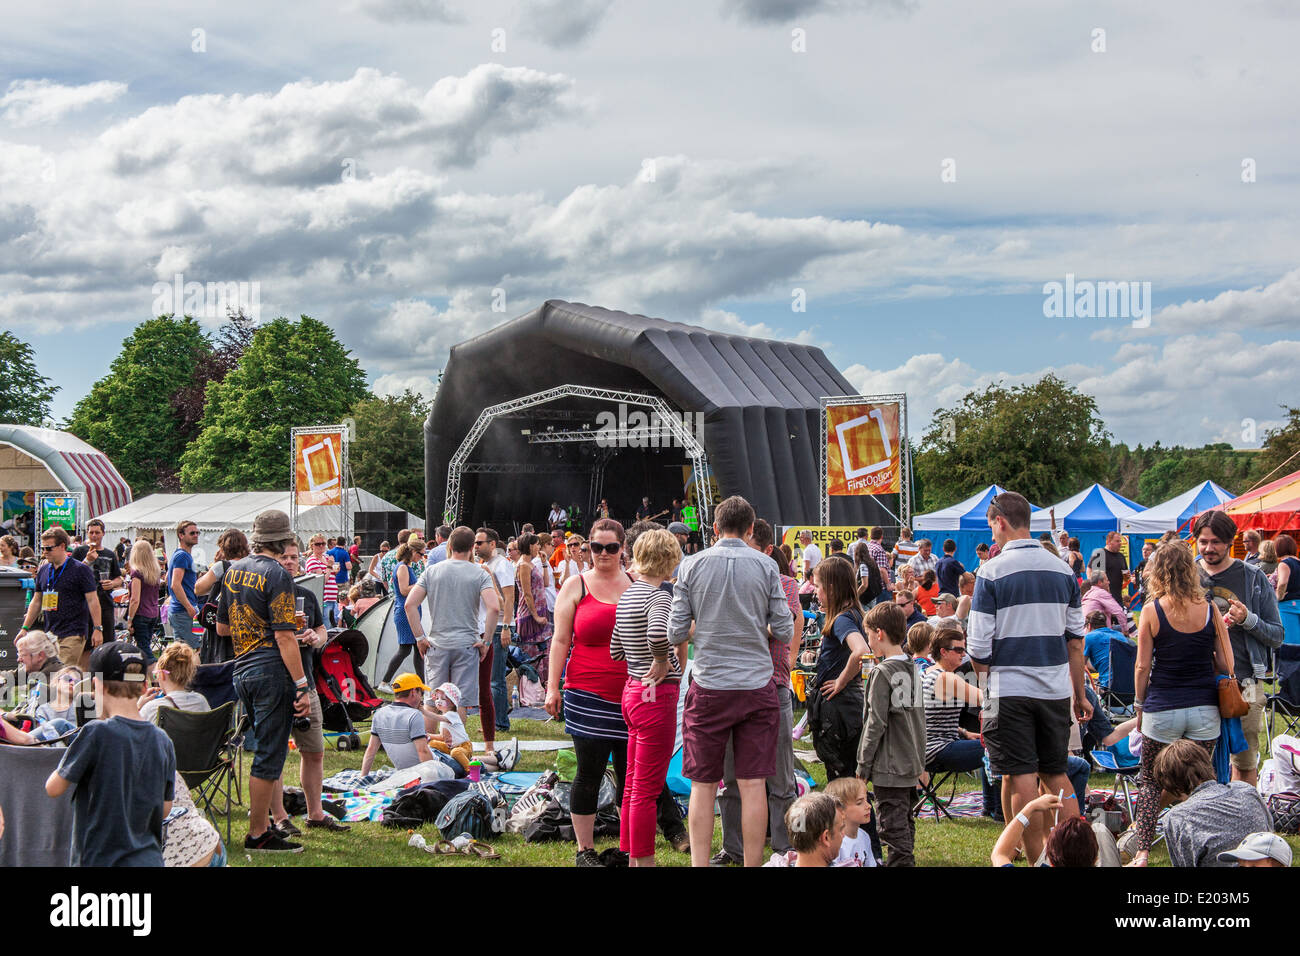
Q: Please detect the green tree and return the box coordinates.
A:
[914,373,1110,510]
[0,331,59,426]
[180,316,368,491]
[65,317,212,493]
[1258,406,1300,484]
[349,390,429,516]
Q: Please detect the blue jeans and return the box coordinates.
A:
[168,608,198,649]
[491,624,512,730]
[323,600,338,628]
[131,615,162,662]
[232,659,295,781]
[1066,754,1091,813]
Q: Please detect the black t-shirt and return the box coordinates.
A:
[73,546,120,636]
[34,558,97,639]
[815,608,864,689]
[216,554,296,674]
[1103,549,1126,604]
[1200,560,1255,679]
[294,583,324,684]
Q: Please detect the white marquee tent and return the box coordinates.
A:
[95,488,422,566]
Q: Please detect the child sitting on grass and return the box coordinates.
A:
[763,792,844,867]
[425,682,473,769]
[825,776,879,867]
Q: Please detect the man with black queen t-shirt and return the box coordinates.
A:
[216,509,312,853]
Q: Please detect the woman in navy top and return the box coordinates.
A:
[1128,542,1234,867]
[1273,534,1300,604]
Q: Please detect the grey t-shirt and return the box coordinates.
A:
[371,702,428,770]
[1164,780,1272,868]
[418,558,493,650]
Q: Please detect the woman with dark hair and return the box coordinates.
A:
[1066,537,1085,578]
[1127,542,1232,867]
[545,518,634,866]
[514,533,554,690]
[991,793,1100,866]
[913,569,939,616]
[379,536,427,689]
[853,542,885,606]
[778,543,795,577]
[809,557,869,781]
[1274,534,1300,603]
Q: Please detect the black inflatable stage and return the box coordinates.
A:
[424,300,893,532]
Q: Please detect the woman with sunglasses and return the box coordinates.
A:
[379,537,427,690]
[545,519,634,866]
[922,628,993,815]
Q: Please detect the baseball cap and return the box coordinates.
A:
[667,522,690,536]
[89,641,147,683]
[390,673,430,694]
[936,592,959,606]
[436,682,462,709]
[1217,832,1292,866]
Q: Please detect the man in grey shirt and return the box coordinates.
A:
[1153,738,1272,868]
[670,495,794,867]
[405,526,499,708]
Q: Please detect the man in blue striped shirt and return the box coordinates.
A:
[968,491,1090,863]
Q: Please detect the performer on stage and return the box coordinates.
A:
[547,501,567,532]
[597,498,610,520]
[635,496,653,521]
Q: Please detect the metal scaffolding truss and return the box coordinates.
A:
[461,462,593,475]
[444,384,713,528]
[525,428,688,446]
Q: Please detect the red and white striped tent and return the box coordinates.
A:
[0,424,132,523]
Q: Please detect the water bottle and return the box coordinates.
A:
[511,688,519,710]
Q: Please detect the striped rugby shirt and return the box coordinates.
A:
[967,537,1083,700]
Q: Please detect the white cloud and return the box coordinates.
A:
[721,0,914,23]
[1094,267,1300,341]
[0,79,126,126]
[372,372,440,401]
[516,0,615,47]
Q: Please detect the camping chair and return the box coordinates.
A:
[1267,644,1300,750]
[1103,636,1137,720]
[913,769,962,821]
[0,744,75,867]
[158,701,243,843]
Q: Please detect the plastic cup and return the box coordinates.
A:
[467,760,482,782]
[295,596,305,614]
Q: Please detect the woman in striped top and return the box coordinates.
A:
[546,518,634,867]
[610,528,684,867]
[921,628,990,814]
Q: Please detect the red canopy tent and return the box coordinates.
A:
[1201,468,1300,534]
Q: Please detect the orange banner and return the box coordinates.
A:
[294,431,344,507]
[826,402,900,496]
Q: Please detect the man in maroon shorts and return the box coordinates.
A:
[670,495,795,867]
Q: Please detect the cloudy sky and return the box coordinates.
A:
[3,0,1298,448]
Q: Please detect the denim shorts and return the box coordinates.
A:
[233,660,295,780]
[1141,704,1220,743]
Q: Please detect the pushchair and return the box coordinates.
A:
[313,628,384,751]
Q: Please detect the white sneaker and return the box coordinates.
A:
[497,737,519,772]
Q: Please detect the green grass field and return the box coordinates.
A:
[222,704,1298,868]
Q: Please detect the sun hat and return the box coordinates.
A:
[250,509,294,545]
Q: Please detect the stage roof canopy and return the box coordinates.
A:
[426,300,890,529]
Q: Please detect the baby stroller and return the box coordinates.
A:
[313,628,384,751]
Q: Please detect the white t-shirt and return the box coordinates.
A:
[802,543,823,571]
[534,554,558,608]
[441,710,469,746]
[140,689,211,725]
[835,828,878,867]
[477,553,516,632]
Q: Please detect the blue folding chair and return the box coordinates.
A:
[1267,643,1300,750]
[1103,636,1137,720]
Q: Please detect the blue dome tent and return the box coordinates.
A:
[912,484,1043,569]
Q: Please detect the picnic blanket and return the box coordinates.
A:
[470,739,573,752]
[323,767,393,792]
[339,791,393,823]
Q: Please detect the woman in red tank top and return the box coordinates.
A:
[546,518,633,865]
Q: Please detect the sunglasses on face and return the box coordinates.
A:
[474,539,488,546]
[40,545,56,552]
[589,542,621,555]
[946,645,966,655]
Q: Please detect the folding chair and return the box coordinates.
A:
[158,701,243,843]
[1090,748,1139,822]
[1267,643,1300,750]
[1103,636,1137,720]
[0,744,74,866]
[913,768,961,821]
